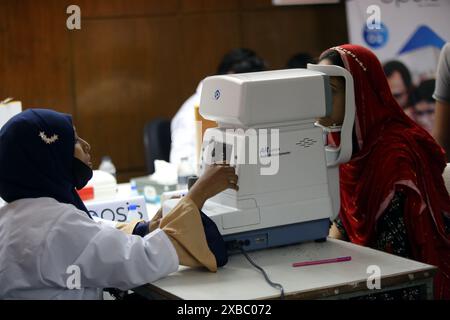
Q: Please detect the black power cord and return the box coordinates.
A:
[236,243,285,299]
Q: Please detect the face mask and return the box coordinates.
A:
[314,122,342,149]
[72,157,93,190]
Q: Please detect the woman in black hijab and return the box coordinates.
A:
[0,109,237,299]
[0,109,93,214]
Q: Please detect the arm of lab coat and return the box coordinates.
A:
[93,216,149,237]
[39,209,179,291]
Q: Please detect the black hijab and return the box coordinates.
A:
[0,109,92,216]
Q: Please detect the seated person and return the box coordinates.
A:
[319,45,450,299]
[0,109,239,299]
[170,48,267,170]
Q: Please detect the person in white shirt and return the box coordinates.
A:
[433,42,450,157]
[170,48,267,170]
[169,81,202,170]
[0,109,238,299]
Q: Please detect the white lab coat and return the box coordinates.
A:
[170,82,203,169]
[0,197,178,299]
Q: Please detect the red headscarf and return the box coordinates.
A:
[320,45,450,299]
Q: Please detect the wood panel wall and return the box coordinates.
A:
[0,0,348,182]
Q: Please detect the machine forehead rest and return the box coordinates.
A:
[200,69,331,127]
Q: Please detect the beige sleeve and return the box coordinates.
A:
[149,209,163,233]
[115,220,143,235]
[158,197,218,272]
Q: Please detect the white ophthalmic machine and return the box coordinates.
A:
[171,65,355,253]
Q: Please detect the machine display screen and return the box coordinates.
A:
[211,141,233,164]
[202,140,233,165]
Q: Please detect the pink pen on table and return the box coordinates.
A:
[292,256,352,268]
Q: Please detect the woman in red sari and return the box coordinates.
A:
[317,45,450,299]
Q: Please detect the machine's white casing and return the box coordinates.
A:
[200,69,330,128]
[197,67,355,249]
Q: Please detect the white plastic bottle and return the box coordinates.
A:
[130,181,139,196]
[177,157,194,190]
[127,204,141,222]
[99,156,116,178]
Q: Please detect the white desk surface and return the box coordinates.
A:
[141,238,436,300]
[115,183,436,300]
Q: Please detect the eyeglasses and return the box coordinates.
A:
[415,110,434,116]
[392,92,407,100]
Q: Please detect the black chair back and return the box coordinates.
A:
[143,118,171,174]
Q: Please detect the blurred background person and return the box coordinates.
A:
[433,43,450,158]
[383,60,417,120]
[170,48,267,170]
[285,52,315,69]
[414,79,436,134]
